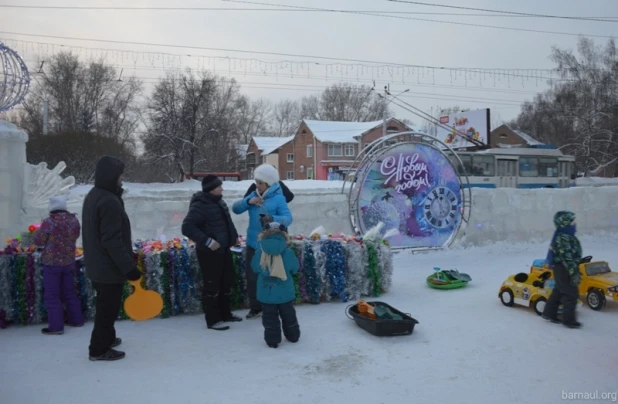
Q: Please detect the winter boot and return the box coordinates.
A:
[208,321,230,331]
[89,348,126,361]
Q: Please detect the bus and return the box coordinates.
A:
[447,146,577,189]
[181,172,242,182]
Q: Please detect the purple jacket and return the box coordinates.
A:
[33,211,81,267]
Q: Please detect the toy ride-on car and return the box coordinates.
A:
[530,256,618,311]
[499,270,557,315]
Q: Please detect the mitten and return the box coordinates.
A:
[206,238,220,251]
[126,268,142,281]
[260,214,273,227]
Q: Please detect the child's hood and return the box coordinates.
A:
[259,233,288,256]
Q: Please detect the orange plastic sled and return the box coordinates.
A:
[123,279,163,321]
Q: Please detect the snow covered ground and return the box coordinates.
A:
[2,233,617,404]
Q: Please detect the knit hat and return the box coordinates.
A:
[202,174,222,193]
[49,195,67,212]
[253,164,279,186]
[553,211,575,229]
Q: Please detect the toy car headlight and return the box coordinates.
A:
[608,286,618,292]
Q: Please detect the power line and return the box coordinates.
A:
[1,3,616,20]
[385,0,618,23]
[221,0,616,37]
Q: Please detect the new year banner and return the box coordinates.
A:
[356,143,463,249]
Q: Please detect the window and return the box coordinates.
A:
[519,157,539,177]
[538,157,558,177]
[286,171,294,180]
[386,126,399,133]
[328,144,342,157]
[286,153,294,163]
[306,145,313,158]
[450,155,472,176]
[500,133,508,139]
[344,144,355,156]
[261,155,267,164]
[246,154,256,167]
[307,167,314,179]
[471,155,495,176]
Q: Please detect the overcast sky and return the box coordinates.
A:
[2,0,617,128]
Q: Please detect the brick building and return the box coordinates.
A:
[490,124,544,148]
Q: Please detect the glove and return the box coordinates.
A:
[260,214,273,227]
[571,271,581,287]
[126,268,142,281]
[206,238,220,251]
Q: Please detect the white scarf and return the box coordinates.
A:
[259,249,287,281]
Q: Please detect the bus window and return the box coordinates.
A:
[449,155,471,175]
[472,155,495,176]
[538,157,558,177]
[519,157,539,177]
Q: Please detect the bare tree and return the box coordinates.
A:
[16,52,143,150]
[512,38,618,176]
[270,99,301,136]
[234,97,271,143]
[299,83,389,122]
[144,69,245,181]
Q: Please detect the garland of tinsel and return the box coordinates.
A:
[365,242,382,297]
[145,252,164,313]
[33,255,46,324]
[230,252,244,310]
[174,247,193,314]
[168,250,178,315]
[13,256,26,324]
[289,243,303,304]
[187,248,202,313]
[0,256,13,324]
[0,240,394,328]
[320,240,348,302]
[25,254,36,324]
[160,251,170,318]
[302,241,320,304]
[75,261,95,320]
[376,242,393,293]
[313,242,329,301]
[345,242,367,301]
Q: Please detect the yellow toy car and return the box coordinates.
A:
[498,270,555,315]
[530,256,618,311]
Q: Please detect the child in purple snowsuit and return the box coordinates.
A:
[33,195,84,335]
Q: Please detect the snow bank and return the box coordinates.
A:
[19,180,618,247]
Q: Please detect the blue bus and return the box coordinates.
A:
[448,147,577,189]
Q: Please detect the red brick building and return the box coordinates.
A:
[272,118,413,181]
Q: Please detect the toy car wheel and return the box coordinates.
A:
[500,289,514,307]
[586,289,606,311]
[533,297,547,316]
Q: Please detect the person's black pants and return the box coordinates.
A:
[197,248,235,326]
[543,263,579,324]
[89,282,123,356]
[261,300,300,345]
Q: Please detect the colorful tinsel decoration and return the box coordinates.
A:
[0,237,392,328]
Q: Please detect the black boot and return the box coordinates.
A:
[89,348,126,361]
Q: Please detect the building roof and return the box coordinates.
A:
[252,136,294,155]
[236,144,249,159]
[498,125,544,146]
[302,119,382,143]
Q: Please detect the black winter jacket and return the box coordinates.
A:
[82,156,135,284]
[244,181,294,203]
[182,191,239,252]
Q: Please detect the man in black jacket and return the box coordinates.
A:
[82,156,142,361]
[182,174,242,331]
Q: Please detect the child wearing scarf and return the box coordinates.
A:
[542,211,583,328]
[251,222,300,348]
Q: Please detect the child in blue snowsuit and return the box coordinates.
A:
[251,222,300,348]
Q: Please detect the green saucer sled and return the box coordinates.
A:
[427,268,471,290]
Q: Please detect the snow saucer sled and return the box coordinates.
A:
[426,267,472,289]
[346,300,419,336]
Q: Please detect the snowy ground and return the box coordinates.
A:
[2,234,617,404]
